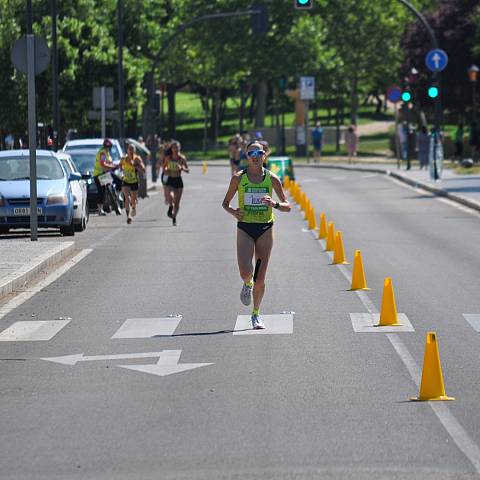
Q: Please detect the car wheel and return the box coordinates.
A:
[60,217,75,236]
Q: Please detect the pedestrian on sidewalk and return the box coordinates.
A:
[345,124,359,163]
[222,141,291,330]
[417,126,430,170]
[163,140,189,226]
[312,121,324,163]
[120,144,145,224]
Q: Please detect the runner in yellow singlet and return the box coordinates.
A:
[120,144,145,224]
[222,141,291,329]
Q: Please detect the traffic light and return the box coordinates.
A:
[427,86,439,99]
[294,0,313,9]
[251,3,268,36]
[401,90,412,103]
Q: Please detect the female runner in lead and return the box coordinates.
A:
[222,141,291,329]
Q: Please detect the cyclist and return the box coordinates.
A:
[222,141,291,329]
[163,140,189,226]
[120,144,145,224]
[93,138,118,215]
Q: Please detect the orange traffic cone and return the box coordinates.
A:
[332,231,349,264]
[411,332,455,401]
[308,206,316,230]
[318,213,327,239]
[350,250,369,290]
[377,278,402,326]
[325,221,335,251]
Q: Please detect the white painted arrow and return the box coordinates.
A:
[433,53,441,69]
[117,350,214,377]
[41,351,164,366]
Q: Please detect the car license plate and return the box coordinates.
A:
[13,207,43,215]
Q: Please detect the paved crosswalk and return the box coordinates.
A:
[0,320,71,341]
[2,312,479,343]
[0,314,295,342]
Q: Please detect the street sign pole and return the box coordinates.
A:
[26,0,38,241]
[101,86,106,138]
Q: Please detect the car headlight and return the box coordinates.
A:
[47,194,68,205]
[87,178,93,185]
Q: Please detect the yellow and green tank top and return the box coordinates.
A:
[237,169,274,224]
[166,157,181,173]
[93,147,111,177]
[121,156,138,184]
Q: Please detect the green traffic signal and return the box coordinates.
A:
[401,91,412,102]
[428,86,439,98]
[295,0,313,9]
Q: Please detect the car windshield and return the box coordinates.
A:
[0,155,65,181]
[67,152,97,174]
[65,144,120,161]
[60,159,74,175]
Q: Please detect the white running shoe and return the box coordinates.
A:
[251,314,265,330]
[240,283,253,306]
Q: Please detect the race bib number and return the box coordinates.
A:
[244,188,268,211]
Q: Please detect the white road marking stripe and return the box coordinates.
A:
[331,176,346,181]
[349,313,414,333]
[463,314,480,332]
[307,217,480,473]
[42,351,165,366]
[437,197,480,218]
[0,249,92,322]
[118,350,214,377]
[112,317,182,339]
[233,314,294,335]
[0,320,70,341]
[361,174,378,179]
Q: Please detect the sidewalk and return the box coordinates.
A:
[295,160,480,212]
[0,240,75,301]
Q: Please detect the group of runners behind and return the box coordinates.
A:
[94,135,291,330]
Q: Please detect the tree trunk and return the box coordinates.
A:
[239,81,246,134]
[167,83,176,138]
[350,73,359,125]
[203,88,209,155]
[255,80,268,128]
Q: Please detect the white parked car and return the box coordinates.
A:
[56,152,89,232]
[62,138,124,163]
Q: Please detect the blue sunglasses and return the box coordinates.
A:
[247,149,265,158]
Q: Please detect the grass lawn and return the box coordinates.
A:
[171,91,393,160]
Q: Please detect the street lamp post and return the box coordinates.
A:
[468,64,479,122]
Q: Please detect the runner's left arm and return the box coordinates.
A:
[261,174,291,212]
[180,155,189,173]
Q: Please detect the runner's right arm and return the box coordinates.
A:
[222,175,243,221]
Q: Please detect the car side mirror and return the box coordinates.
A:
[69,172,82,181]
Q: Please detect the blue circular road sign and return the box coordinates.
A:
[425,49,448,72]
[387,85,402,103]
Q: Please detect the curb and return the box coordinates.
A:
[0,241,75,301]
[297,163,480,214]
